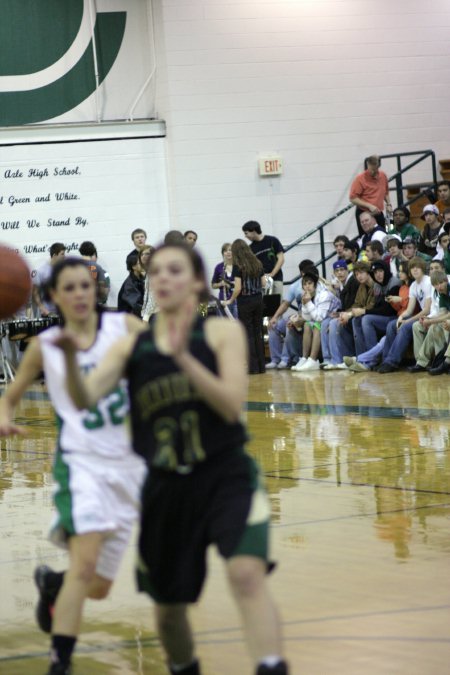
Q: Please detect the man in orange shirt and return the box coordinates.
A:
[433,180,450,215]
[350,155,393,235]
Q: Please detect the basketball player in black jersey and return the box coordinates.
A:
[57,243,288,675]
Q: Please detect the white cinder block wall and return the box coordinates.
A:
[153,0,450,281]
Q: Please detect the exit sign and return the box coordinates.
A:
[259,156,283,176]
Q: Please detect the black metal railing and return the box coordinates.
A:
[283,149,438,283]
[380,149,437,206]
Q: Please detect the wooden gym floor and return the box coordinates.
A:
[0,369,449,674]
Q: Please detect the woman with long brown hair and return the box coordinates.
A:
[224,239,266,374]
[56,243,288,675]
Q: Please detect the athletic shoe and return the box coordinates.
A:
[343,356,357,367]
[34,565,61,634]
[47,662,72,675]
[297,357,320,371]
[169,659,201,674]
[257,660,289,675]
[407,363,427,373]
[291,357,307,371]
[377,363,398,374]
[323,363,345,370]
[349,362,369,372]
[277,361,289,369]
[265,361,279,369]
[319,361,331,369]
[428,360,450,376]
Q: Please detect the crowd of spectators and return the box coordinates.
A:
[5,171,450,379]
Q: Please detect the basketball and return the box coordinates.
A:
[0,245,32,320]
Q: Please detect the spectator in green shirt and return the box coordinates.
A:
[388,206,420,242]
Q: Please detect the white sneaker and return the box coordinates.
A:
[335,362,349,369]
[322,363,341,371]
[297,358,320,371]
[291,357,307,371]
[277,361,289,369]
[265,362,279,369]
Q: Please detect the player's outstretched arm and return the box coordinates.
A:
[55,331,136,410]
[0,339,43,436]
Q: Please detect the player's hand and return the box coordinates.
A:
[53,330,82,355]
[0,420,28,437]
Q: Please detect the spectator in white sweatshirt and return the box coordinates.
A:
[292,268,340,372]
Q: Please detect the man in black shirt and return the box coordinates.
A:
[127,228,148,260]
[242,221,285,296]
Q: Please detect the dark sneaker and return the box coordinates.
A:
[377,363,398,374]
[407,364,427,373]
[47,662,72,675]
[256,661,289,675]
[169,659,201,674]
[34,565,61,634]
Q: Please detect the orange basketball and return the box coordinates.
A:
[0,245,32,320]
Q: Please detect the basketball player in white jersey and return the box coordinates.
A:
[0,258,147,675]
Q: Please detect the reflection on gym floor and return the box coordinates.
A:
[0,369,449,674]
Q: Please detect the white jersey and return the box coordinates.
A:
[39,311,136,461]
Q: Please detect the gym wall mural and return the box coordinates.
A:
[0,0,154,126]
[0,1,164,303]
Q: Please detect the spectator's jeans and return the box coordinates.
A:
[361,314,394,351]
[358,336,386,367]
[334,319,356,362]
[268,317,302,364]
[352,316,367,356]
[382,319,414,366]
[320,316,333,363]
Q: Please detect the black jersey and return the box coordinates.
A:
[126,317,248,472]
